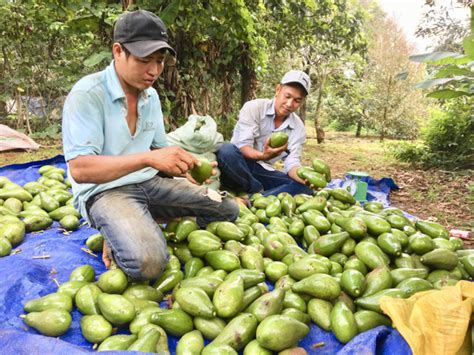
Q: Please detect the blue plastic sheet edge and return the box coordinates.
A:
[327,174,399,208]
[0,156,411,355]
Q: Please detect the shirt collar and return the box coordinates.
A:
[265,100,276,117]
[266,99,297,130]
[105,60,151,102]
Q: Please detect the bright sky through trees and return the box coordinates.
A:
[378,0,470,53]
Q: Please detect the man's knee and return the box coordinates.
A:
[137,251,168,280]
[217,143,241,162]
[107,224,169,281]
[117,243,168,281]
[222,197,240,222]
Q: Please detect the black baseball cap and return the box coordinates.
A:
[113,10,176,57]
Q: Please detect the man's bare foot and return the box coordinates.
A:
[235,196,251,208]
[102,240,112,269]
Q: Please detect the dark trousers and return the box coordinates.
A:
[216,143,313,196]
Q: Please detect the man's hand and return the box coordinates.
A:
[147,146,199,176]
[261,138,288,161]
[288,166,307,185]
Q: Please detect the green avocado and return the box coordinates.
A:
[23,308,72,337]
[255,315,309,352]
[97,294,136,326]
[85,233,104,252]
[243,339,272,355]
[24,293,73,313]
[0,237,12,257]
[97,334,138,351]
[190,158,213,184]
[211,313,258,350]
[175,286,216,318]
[330,301,358,344]
[194,316,227,340]
[75,284,102,315]
[56,281,89,298]
[59,215,80,231]
[97,268,128,294]
[269,132,289,148]
[70,265,96,283]
[176,330,205,355]
[213,276,244,318]
[80,314,113,344]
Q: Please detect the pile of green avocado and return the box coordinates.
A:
[0,165,81,257]
[19,160,474,354]
[296,158,331,190]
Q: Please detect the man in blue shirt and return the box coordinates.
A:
[217,70,314,197]
[62,10,239,280]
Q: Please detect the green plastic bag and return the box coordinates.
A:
[167,115,224,190]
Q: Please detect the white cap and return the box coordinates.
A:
[280,70,311,95]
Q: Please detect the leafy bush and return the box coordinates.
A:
[327,119,355,132]
[423,99,473,155]
[389,98,474,169]
[30,123,61,140]
[388,140,429,164]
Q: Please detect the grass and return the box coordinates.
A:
[0,138,63,167]
[302,131,404,180]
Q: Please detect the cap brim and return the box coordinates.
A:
[281,80,309,95]
[123,40,176,57]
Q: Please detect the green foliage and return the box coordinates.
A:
[410,7,474,99]
[388,140,429,164]
[322,5,427,141]
[389,98,474,169]
[0,0,368,139]
[321,54,369,136]
[397,6,474,169]
[30,122,61,140]
[423,98,474,160]
[0,0,120,127]
[415,3,470,53]
[326,119,355,133]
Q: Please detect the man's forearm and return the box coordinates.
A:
[240,146,264,161]
[68,153,150,184]
[68,146,198,184]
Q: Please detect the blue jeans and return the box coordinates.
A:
[217,143,313,196]
[86,175,239,280]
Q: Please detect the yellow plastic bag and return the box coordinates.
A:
[380,280,474,355]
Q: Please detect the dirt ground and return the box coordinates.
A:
[302,131,473,232]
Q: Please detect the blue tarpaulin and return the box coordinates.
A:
[328,175,399,208]
[0,155,411,354]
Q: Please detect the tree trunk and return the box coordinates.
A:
[314,74,326,144]
[218,75,233,116]
[299,68,311,123]
[355,121,362,137]
[201,85,210,114]
[163,59,181,128]
[1,46,10,118]
[15,90,22,130]
[121,0,133,10]
[0,83,6,117]
[299,100,306,122]
[239,60,256,106]
[380,107,387,141]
